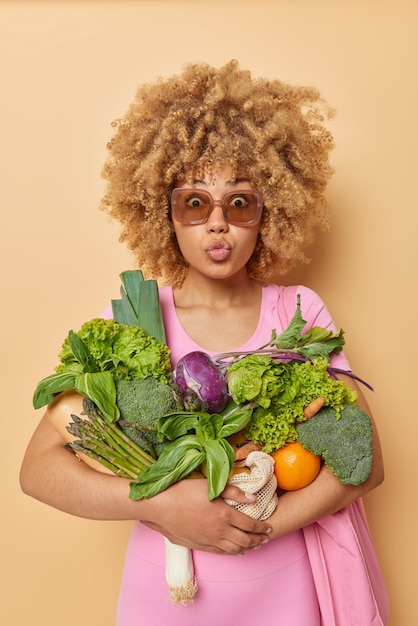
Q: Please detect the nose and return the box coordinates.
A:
[206,200,229,233]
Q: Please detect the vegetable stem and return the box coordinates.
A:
[66,399,156,478]
[105,420,155,468]
[67,442,139,478]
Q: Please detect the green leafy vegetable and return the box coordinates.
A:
[33,317,171,422]
[56,318,171,382]
[229,357,357,453]
[268,294,345,359]
[129,437,205,501]
[75,371,117,424]
[129,402,254,501]
[32,372,78,409]
[296,405,373,485]
[227,355,289,409]
[215,294,345,364]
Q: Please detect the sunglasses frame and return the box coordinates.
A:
[171,188,264,226]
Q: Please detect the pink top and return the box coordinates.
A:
[103,283,388,625]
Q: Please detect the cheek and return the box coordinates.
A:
[243,230,260,259]
[172,225,198,258]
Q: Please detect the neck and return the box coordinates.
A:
[174,268,260,308]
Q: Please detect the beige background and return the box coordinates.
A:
[1,0,416,624]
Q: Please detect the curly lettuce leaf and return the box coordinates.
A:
[227,355,289,408]
[232,357,358,453]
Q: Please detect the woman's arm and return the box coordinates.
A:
[20,411,271,554]
[267,375,384,539]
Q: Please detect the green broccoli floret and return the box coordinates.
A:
[296,404,373,485]
[116,378,181,458]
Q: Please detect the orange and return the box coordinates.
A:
[271,441,321,491]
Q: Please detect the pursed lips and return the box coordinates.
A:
[205,239,232,261]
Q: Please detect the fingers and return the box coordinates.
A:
[221,483,257,504]
[213,503,272,554]
[217,531,270,555]
[143,506,271,556]
[227,505,270,535]
[143,477,272,556]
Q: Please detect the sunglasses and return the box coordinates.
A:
[171,188,264,226]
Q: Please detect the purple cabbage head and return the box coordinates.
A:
[173,351,229,413]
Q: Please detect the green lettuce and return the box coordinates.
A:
[227,356,358,453]
[33,317,171,422]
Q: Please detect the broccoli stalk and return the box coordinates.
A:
[296,404,373,485]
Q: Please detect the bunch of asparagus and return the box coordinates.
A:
[66,397,155,479]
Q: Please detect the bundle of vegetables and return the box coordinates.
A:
[33,272,374,605]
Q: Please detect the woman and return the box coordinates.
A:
[20,60,388,625]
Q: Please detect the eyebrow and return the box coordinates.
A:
[192,177,250,186]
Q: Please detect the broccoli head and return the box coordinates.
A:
[296,404,373,485]
[116,378,181,458]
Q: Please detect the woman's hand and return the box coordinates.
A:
[141,478,271,555]
[20,412,271,555]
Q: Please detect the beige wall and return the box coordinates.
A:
[2,1,416,624]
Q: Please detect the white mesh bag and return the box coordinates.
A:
[225,450,278,520]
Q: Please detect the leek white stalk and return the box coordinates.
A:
[164,538,197,605]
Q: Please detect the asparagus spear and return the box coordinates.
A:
[66,397,155,478]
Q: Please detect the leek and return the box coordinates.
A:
[111,270,198,605]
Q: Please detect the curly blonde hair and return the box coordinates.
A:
[101,60,334,286]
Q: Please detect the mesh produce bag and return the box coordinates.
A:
[225,450,278,520]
